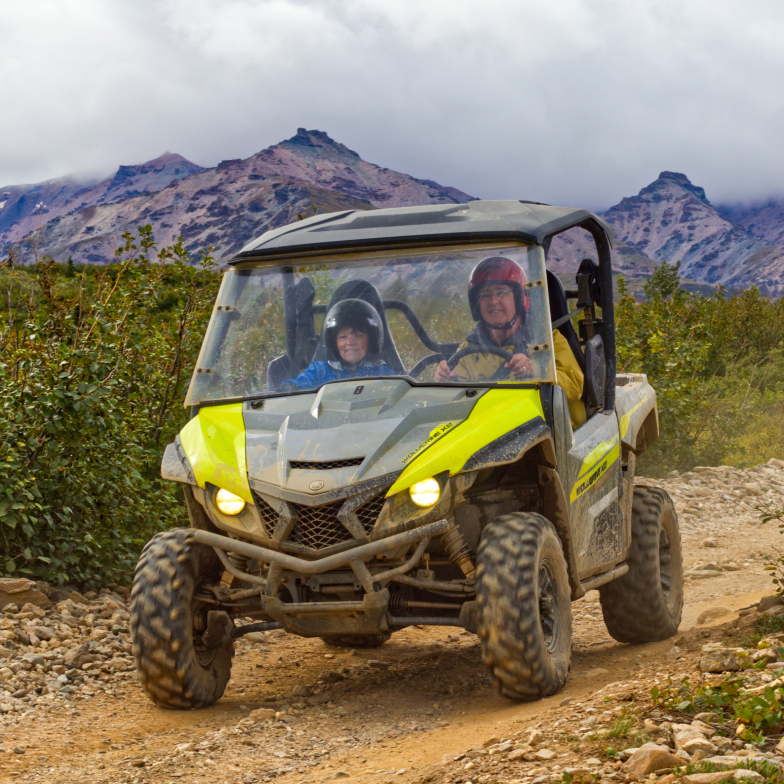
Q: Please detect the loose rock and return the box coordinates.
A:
[623,744,683,776]
[700,649,742,672]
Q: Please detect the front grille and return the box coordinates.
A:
[289,458,365,470]
[355,492,386,533]
[252,492,278,533]
[290,490,388,550]
[290,499,347,549]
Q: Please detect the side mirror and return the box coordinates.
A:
[584,334,606,410]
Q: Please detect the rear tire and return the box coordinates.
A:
[320,634,390,649]
[599,485,683,643]
[131,528,234,709]
[476,513,572,701]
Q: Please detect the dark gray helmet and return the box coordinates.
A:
[324,298,384,367]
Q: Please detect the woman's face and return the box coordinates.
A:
[479,284,516,327]
[336,326,368,364]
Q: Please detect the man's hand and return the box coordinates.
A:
[505,353,535,379]
[434,360,458,382]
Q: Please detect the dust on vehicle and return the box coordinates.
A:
[130,200,682,708]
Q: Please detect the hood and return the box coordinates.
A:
[244,379,485,497]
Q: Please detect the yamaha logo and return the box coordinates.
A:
[309,480,324,491]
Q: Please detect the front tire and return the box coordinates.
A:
[476,513,572,701]
[599,485,683,643]
[131,528,234,709]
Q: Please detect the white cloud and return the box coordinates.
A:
[2,0,783,207]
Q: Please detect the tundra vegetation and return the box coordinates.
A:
[0,237,782,587]
[0,227,218,587]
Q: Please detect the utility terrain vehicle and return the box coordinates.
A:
[131,200,683,708]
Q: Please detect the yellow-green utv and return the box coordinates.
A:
[130,201,682,708]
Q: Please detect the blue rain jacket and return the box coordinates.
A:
[287,361,396,389]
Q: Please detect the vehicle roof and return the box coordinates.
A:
[230,200,614,263]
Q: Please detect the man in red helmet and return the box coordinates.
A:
[434,256,586,429]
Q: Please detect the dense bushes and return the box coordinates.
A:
[1,239,783,585]
[0,228,218,586]
[617,262,784,475]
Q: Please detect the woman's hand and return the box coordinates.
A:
[434,360,458,382]
[505,353,535,379]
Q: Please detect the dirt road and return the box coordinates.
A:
[2,461,783,784]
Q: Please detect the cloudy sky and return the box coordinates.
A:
[2,0,783,209]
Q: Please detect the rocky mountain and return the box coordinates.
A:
[3,129,473,266]
[4,133,784,296]
[601,171,784,297]
[717,198,784,247]
[0,153,205,249]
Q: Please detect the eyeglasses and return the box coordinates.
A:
[479,286,513,301]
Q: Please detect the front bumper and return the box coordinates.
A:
[192,519,455,636]
[190,518,450,577]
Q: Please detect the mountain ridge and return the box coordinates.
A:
[600,170,784,296]
[3,133,784,296]
[0,152,205,244]
[3,129,473,266]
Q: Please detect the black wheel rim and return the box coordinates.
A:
[539,559,559,652]
[659,526,672,603]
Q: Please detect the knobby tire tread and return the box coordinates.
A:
[131,528,233,709]
[476,513,572,701]
[599,486,683,644]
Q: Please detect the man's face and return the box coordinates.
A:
[336,326,368,364]
[478,284,516,327]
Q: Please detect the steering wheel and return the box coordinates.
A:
[446,345,515,381]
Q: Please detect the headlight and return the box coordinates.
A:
[215,488,246,516]
[409,477,441,508]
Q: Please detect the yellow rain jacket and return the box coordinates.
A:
[453,329,586,430]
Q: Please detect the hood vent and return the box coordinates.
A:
[289,457,364,470]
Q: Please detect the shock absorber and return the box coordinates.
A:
[441,523,476,579]
[221,552,250,588]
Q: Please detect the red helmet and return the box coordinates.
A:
[468,256,528,323]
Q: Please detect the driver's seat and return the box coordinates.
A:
[311,280,405,373]
[546,270,585,372]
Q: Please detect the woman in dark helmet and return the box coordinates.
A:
[285,299,396,389]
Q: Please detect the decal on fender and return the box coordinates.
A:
[620,398,647,439]
[401,422,456,464]
[570,436,620,502]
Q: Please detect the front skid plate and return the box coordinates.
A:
[265,589,390,637]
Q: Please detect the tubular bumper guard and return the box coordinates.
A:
[190,518,451,575]
[192,520,456,636]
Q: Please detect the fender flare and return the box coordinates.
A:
[459,420,582,599]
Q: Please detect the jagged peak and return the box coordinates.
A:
[142,152,197,167]
[112,152,202,177]
[641,171,709,204]
[106,153,204,190]
[275,128,362,160]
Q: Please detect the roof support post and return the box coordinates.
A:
[582,219,616,414]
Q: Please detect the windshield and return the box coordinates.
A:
[185,244,555,406]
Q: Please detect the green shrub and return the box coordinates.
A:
[616,267,784,474]
[2,237,784,585]
[0,227,219,587]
